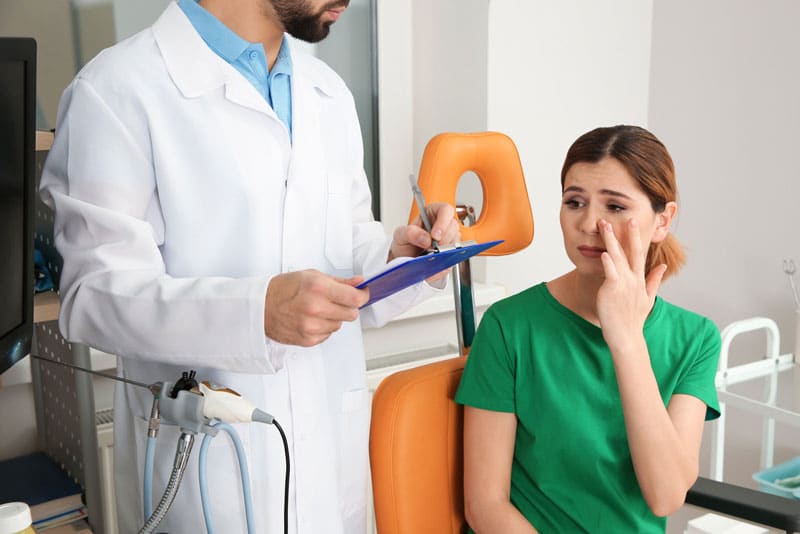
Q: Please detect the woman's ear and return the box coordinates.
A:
[652,201,677,243]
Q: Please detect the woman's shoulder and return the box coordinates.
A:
[657,297,710,321]
[486,283,548,316]
[653,297,719,337]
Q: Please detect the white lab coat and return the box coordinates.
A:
[40,3,439,533]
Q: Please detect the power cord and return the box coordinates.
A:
[253,409,290,534]
[272,420,290,534]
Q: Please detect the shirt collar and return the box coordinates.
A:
[272,37,293,77]
[179,0,293,75]
[155,3,330,98]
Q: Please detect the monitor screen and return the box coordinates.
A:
[0,37,36,375]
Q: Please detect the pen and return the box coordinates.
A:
[409,174,439,252]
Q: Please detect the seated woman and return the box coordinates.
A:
[455,125,720,534]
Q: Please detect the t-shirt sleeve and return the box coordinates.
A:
[673,317,721,421]
[455,305,516,413]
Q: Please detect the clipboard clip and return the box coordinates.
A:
[424,240,477,255]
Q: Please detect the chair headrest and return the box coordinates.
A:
[409,132,534,256]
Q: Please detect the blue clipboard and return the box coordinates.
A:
[358,240,503,308]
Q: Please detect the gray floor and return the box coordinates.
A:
[667,369,800,534]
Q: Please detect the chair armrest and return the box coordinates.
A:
[686,476,800,532]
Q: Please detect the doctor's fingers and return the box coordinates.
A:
[269,311,345,347]
[436,217,461,246]
[293,313,351,347]
[390,225,432,257]
[265,271,363,330]
[286,270,367,311]
[426,203,457,242]
[316,275,368,309]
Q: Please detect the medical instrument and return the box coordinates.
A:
[142,377,288,534]
[409,174,439,252]
[31,355,289,534]
[783,259,800,308]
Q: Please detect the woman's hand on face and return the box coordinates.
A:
[596,218,667,352]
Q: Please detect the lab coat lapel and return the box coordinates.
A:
[153,3,227,98]
[282,66,328,270]
[224,81,272,115]
[154,2,278,118]
[289,69,326,186]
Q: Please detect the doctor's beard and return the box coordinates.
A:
[270,0,350,43]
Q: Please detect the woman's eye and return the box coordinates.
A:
[564,199,584,209]
[607,204,626,213]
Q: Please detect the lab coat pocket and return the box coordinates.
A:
[325,172,354,272]
[339,387,370,520]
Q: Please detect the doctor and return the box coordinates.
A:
[40,0,459,533]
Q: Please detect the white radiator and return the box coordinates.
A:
[95,409,117,534]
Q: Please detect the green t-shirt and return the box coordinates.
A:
[455,283,720,534]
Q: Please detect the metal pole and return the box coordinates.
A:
[453,205,477,356]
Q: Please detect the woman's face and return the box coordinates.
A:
[560,157,675,276]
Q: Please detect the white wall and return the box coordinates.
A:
[411,0,488,169]
[377,2,414,230]
[484,0,655,297]
[650,0,800,359]
[0,0,78,129]
[649,8,800,528]
[111,0,169,41]
[378,0,489,232]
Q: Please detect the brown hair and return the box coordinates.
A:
[560,125,685,279]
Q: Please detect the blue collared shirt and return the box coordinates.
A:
[178,0,293,140]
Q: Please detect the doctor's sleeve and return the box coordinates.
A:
[39,77,279,374]
[341,94,445,328]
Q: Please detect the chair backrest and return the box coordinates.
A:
[370,356,468,534]
[371,132,533,534]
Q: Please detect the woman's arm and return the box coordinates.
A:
[611,340,706,515]
[596,218,706,515]
[463,406,539,533]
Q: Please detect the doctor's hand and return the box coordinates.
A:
[388,202,460,266]
[264,270,369,347]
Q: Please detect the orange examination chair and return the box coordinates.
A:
[369,132,534,534]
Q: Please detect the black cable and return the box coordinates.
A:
[272,419,290,534]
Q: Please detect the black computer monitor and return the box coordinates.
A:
[0,37,36,375]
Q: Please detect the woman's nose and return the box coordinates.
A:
[579,209,601,234]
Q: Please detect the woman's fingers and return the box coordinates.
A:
[645,263,668,300]
[599,220,626,266]
[599,219,648,276]
[600,251,619,282]
[627,218,645,275]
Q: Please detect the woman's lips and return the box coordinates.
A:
[577,246,605,258]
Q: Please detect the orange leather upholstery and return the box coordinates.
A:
[371,132,534,534]
[408,132,534,255]
[369,356,467,534]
